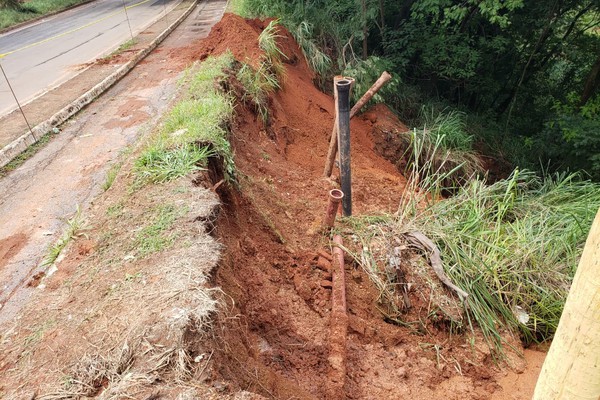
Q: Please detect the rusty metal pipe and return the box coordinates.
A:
[323,189,344,229]
[326,234,348,399]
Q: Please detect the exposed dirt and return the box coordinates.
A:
[0,10,546,400]
[186,13,545,399]
[0,233,28,271]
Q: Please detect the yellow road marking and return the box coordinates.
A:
[0,0,153,59]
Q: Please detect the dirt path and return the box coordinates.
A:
[0,0,228,324]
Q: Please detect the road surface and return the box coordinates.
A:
[0,0,227,324]
[0,0,182,117]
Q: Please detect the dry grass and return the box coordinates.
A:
[1,170,225,398]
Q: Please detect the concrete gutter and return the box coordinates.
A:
[0,0,200,168]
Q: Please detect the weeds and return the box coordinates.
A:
[291,21,331,76]
[41,206,87,267]
[349,121,600,356]
[134,204,182,257]
[402,127,482,196]
[419,105,473,151]
[236,62,280,123]
[258,19,286,65]
[135,144,214,184]
[102,162,123,191]
[0,132,54,178]
[135,54,237,185]
[101,39,137,61]
[235,19,286,125]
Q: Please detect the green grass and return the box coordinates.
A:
[134,53,237,185]
[237,62,280,124]
[135,144,214,184]
[258,19,287,64]
[346,124,600,357]
[0,132,54,178]
[135,204,182,256]
[352,133,600,356]
[0,0,88,30]
[101,39,137,61]
[102,162,122,191]
[291,21,331,77]
[419,105,473,151]
[41,206,87,267]
[234,19,286,125]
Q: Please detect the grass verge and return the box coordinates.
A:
[134,53,237,185]
[0,0,89,30]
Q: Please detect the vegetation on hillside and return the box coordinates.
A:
[232,0,600,180]
[135,54,237,185]
[348,125,600,355]
[227,0,600,353]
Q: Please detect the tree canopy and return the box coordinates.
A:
[240,0,600,179]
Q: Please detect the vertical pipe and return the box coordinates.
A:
[336,80,352,216]
[323,189,344,229]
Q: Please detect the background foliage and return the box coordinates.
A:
[235,0,600,180]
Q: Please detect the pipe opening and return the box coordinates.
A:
[336,79,352,88]
[329,189,344,201]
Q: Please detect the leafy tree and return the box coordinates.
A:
[241,0,600,179]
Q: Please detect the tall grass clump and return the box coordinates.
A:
[350,133,600,356]
[135,53,236,184]
[291,21,332,77]
[390,133,600,354]
[403,170,599,351]
[236,20,285,124]
[419,105,473,151]
[236,63,280,124]
[402,127,482,194]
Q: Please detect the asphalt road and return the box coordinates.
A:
[0,0,182,117]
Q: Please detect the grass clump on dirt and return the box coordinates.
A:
[135,54,236,185]
[387,105,484,193]
[0,0,88,30]
[41,206,86,267]
[134,204,182,257]
[352,149,600,356]
[235,19,286,124]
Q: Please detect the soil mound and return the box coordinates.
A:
[189,13,534,400]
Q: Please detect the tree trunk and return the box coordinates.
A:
[533,208,600,400]
[362,0,368,58]
[580,55,600,108]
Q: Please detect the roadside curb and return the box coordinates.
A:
[0,0,199,168]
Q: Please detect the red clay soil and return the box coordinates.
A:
[175,13,544,399]
[0,233,28,272]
